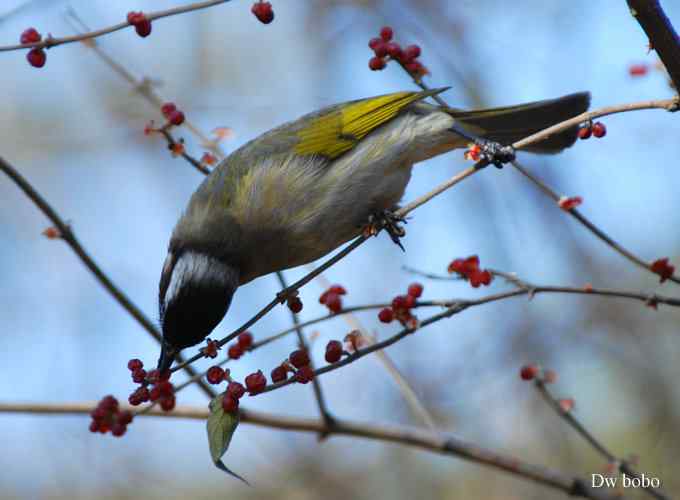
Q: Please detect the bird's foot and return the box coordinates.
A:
[474,140,516,169]
[363,209,407,251]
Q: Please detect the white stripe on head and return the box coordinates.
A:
[163,251,236,313]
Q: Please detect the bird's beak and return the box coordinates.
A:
[157,342,176,374]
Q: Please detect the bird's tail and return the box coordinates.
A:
[447,92,591,154]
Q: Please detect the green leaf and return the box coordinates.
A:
[207,394,249,484]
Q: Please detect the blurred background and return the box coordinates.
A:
[1,1,679,499]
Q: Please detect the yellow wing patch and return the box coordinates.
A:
[294,88,447,159]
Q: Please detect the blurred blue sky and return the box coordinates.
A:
[1,1,679,498]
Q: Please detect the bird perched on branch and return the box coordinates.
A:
[157,88,590,372]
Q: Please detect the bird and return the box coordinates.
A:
[156,88,590,372]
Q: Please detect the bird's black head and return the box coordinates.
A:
[157,250,239,373]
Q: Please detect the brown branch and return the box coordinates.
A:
[0,0,232,52]
[627,0,680,92]
[535,381,669,500]
[0,402,618,500]
[0,156,216,400]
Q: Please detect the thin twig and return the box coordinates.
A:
[535,381,669,500]
[0,402,619,500]
[511,159,680,285]
[1,0,232,52]
[275,271,335,437]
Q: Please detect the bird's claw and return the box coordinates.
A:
[364,209,407,251]
[476,140,515,169]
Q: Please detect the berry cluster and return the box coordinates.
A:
[161,102,185,127]
[651,257,675,283]
[378,283,423,328]
[89,396,133,437]
[20,28,46,68]
[558,196,583,211]
[448,255,493,288]
[226,331,254,360]
[378,282,423,328]
[578,121,606,140]
[221,380,246,413]
[251,1,274,24]
[126,11,152,38]
[270,347,318,384]
[368,26,427,78]
[126,359,175,411]
[319,284,347,314]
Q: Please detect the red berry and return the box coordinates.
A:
[127,358,143,371]
[628,63,648,76]
[577,126,592,140]
[391,295,408,311]
[146,368,170,383]
[26,48,46,68]
[373,42,389,57]
[149,386,161,402]
[295,365,315,384]
[520,364,539,381]
[385,42,402,58]
[20,28,41,44]
[403,44,421,61]
[131,368,147,383]
[324,340,343,363]
[380,26,393,42]
[289,349,310,368]
[134,19,152,37]
[403,294,416,309]
[369,56,386,71]
[157,381,174,397]
[324,292,342,313]
[126,11,143,24]
[228,343,243,359]
[592,121,606,138]
[221,395,239,413]
[238,331,253,350]
[206,366,225,385]
[651,257,675,283]
[117,410,133,425]
[227,381,246,400]
[368,37,383,50]
[329,285,347,295]
[161,102,176,117]
[111,423,126,437]
[160,395,176,412]
[89,421,99,433]
[245,370,267,394]
[288,296,303,313]
[167,110,185,126]
[271,365,288,383]
[378,307,394,323]
[251,1,274,24]
[407,283,423,298]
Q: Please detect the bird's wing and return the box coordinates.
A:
[233,87,449,163]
